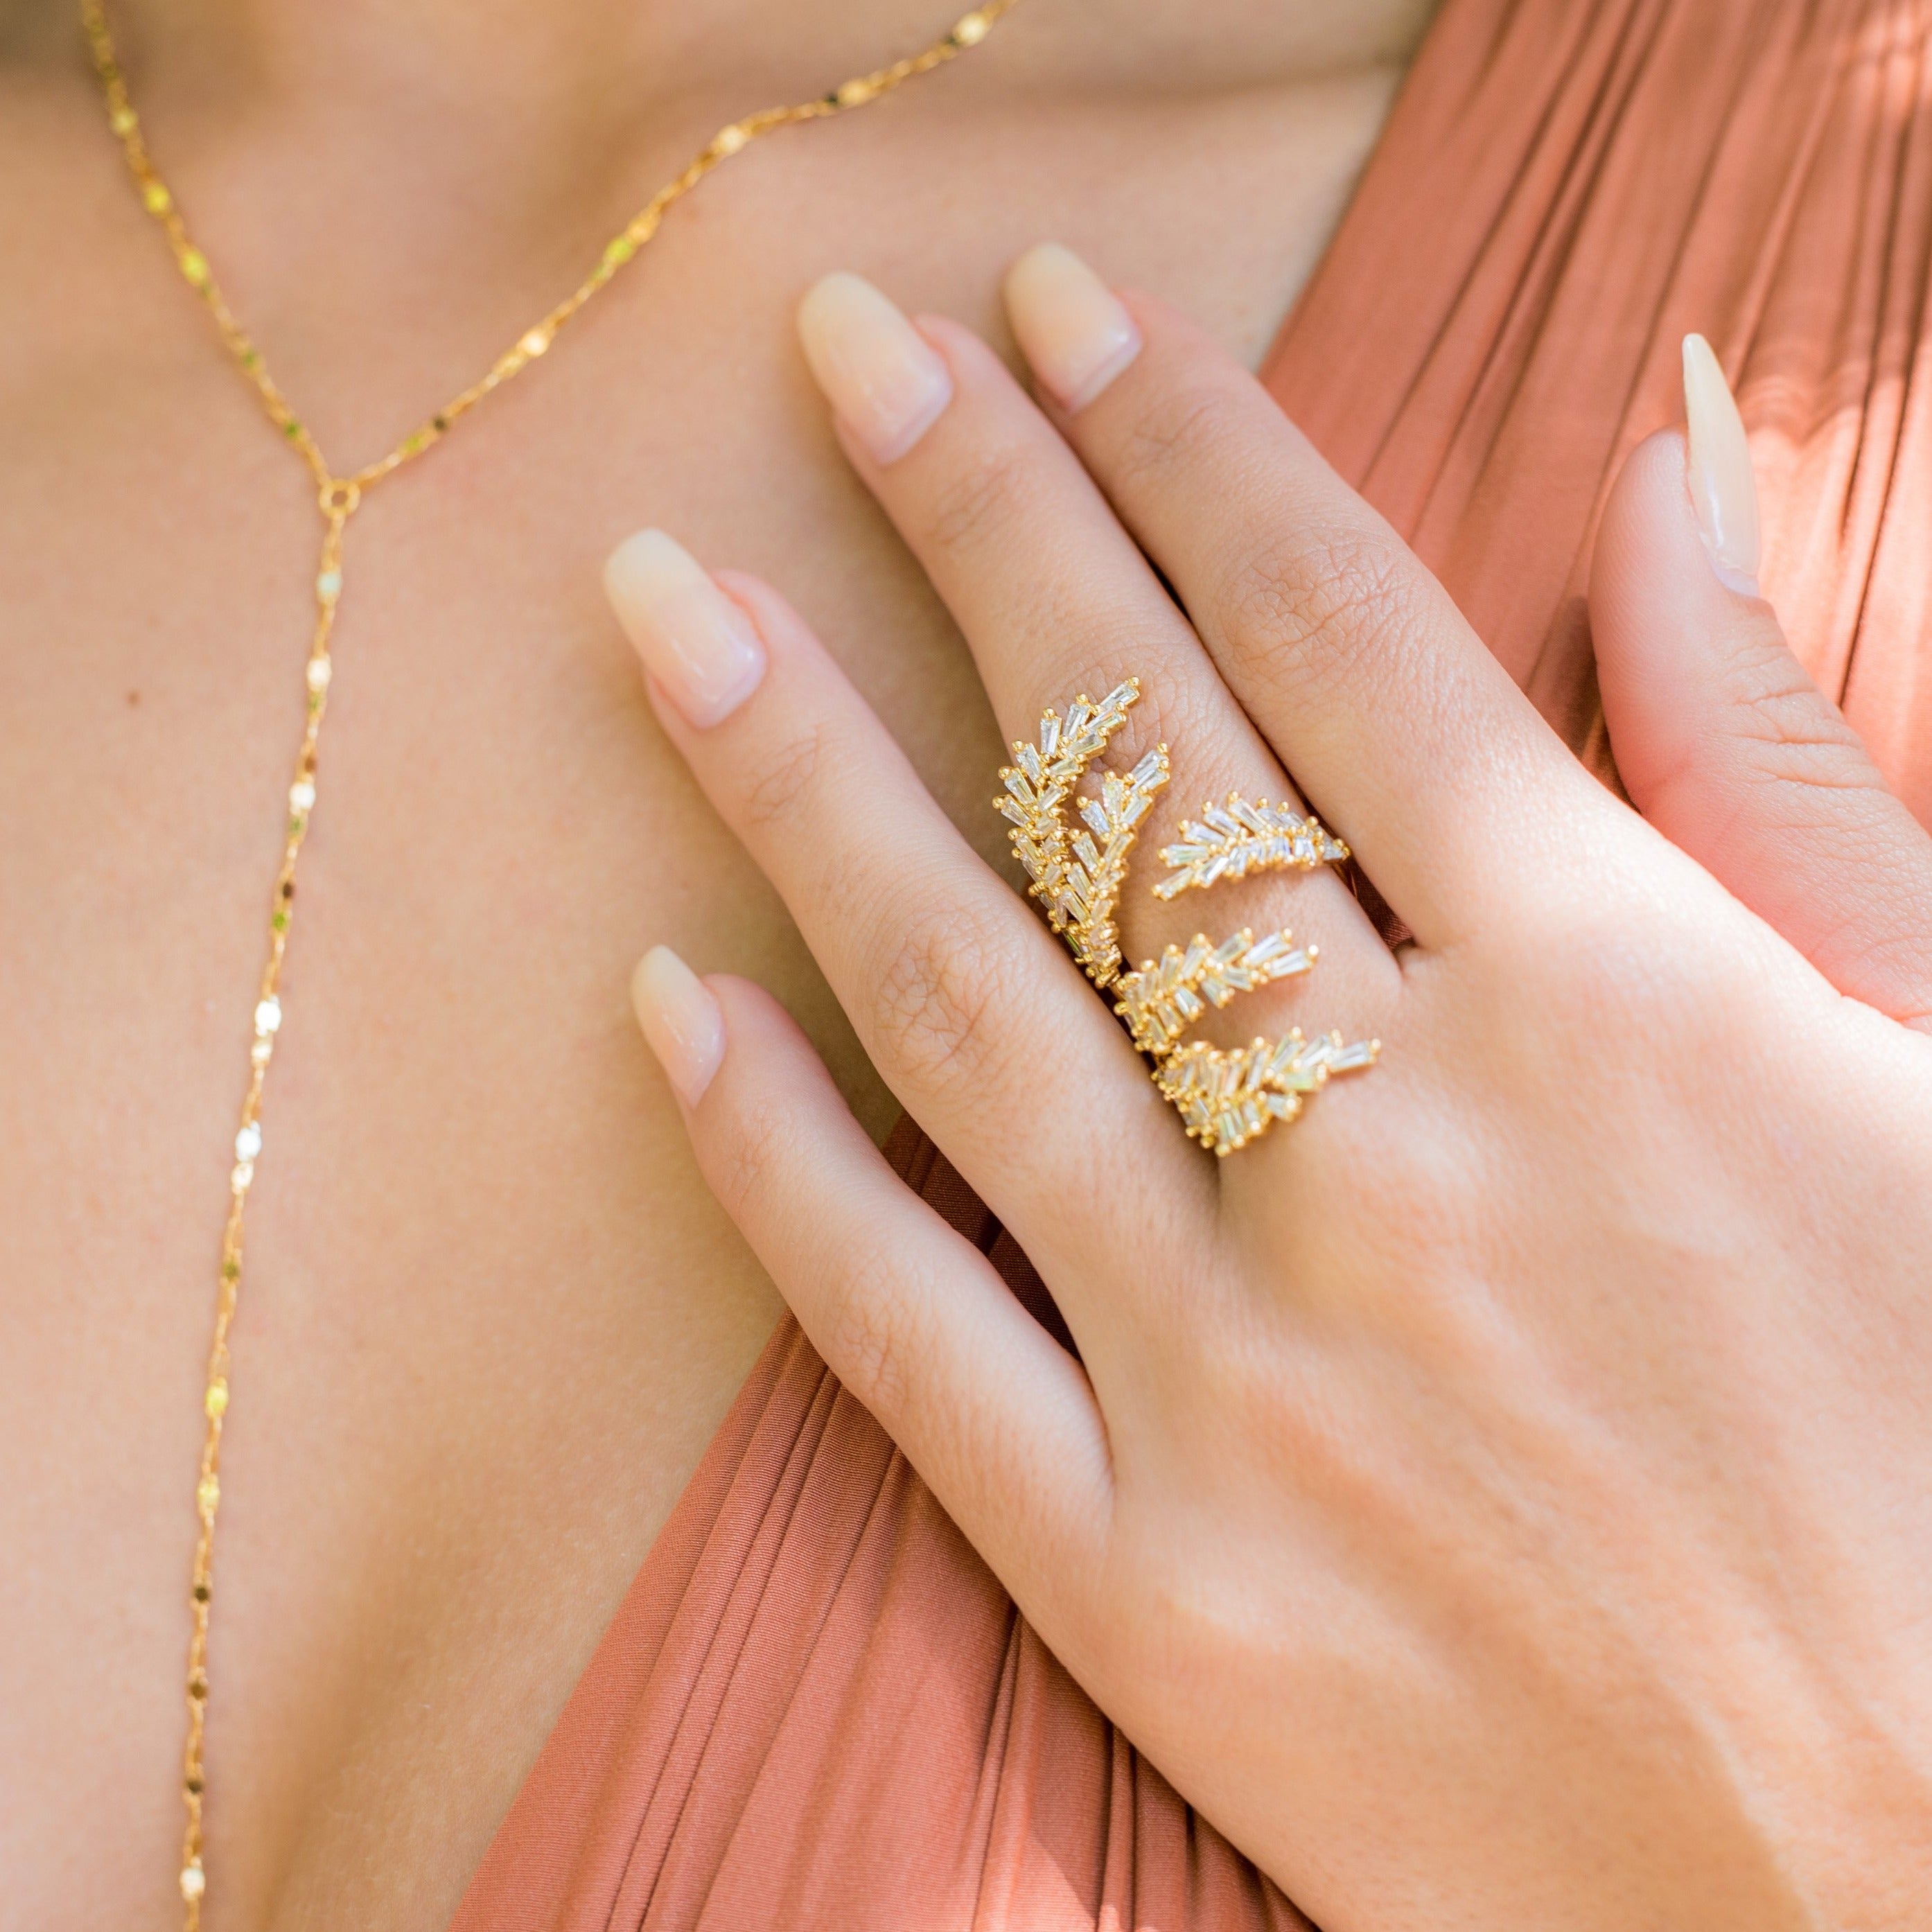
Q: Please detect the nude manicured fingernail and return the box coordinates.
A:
[1683,333,1762,595]
[1003,243,1141,412]
[604,528,766,727]
[796,271,954,463]
[631,946,725,1105]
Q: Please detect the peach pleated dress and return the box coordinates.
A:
[454,0,1932,1922]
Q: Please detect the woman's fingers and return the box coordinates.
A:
[791,266,1396,1049]
[631,954,1112,1615]
[795,271,1272,808]
[1005,258,1600,948]
[1591,406,1932,1033]
[602,530,1205,1290]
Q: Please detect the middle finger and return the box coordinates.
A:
[793,269,1400,1055]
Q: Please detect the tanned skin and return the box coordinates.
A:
[0,0,1432,1922]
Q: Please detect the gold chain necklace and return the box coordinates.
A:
[80,1,1017,1918]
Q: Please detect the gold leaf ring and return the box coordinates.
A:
[995,678,1378,1154]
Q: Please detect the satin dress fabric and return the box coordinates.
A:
[453,0,1932,1922]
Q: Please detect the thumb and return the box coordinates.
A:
[1590,340,1932,1031]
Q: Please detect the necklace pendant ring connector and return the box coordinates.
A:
[319,477,361,518]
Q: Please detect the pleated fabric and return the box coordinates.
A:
[453,0,1932,1923]
[1267,0,1932,813]
[454,1127,1304,1932]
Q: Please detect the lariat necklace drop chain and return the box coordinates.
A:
[80,0,1018,1919]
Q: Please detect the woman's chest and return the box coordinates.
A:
[0,66,1397,1929]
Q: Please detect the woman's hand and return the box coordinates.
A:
[604,249,1932,1930]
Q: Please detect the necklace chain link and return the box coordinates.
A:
[79,0,1018,1918]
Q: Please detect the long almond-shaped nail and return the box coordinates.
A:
[1683,334,1762,595]
[604,528,766,727]
[631,946,725,1105]
[796,271,954,463]
[1003,243,1141,412]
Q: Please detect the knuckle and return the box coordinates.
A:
[923,441,1044,561]
[869,895,1028,1097]
[1728,650,1876,799]
[1114,667,1211,766]
[740,718,830,832]
[704,1086,796,1223]
[1213,524,1419,700]
[823,1261,921,1419]
[1116,378,1253,491]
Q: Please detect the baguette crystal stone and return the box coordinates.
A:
[994,679,1164,985]
[1114,926,1315,1057]
[1153,794,1350,899]
[998,680,1376,1154]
